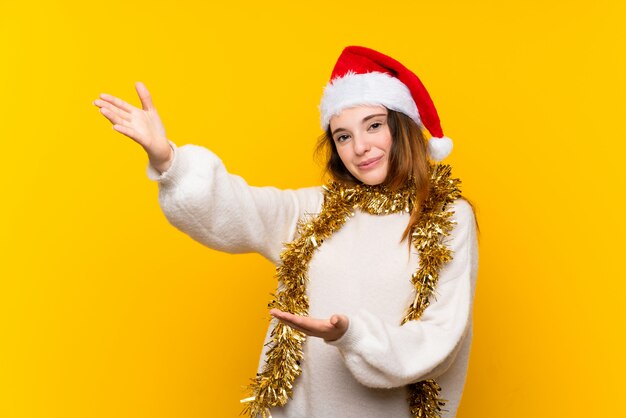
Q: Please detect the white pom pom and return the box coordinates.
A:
[428,136,453,161]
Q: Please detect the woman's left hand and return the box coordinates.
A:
[269,309,349,342]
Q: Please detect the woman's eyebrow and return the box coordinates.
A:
[330,127,347,136]
[331,113,387,136]
[362,113,387,122]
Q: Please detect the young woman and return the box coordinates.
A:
[94,46,479,418]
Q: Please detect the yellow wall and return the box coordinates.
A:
[1,1,624,416]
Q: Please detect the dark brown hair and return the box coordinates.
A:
[315,108,431,242]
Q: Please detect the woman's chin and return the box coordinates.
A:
[352,167,387,186]
[355,172,387,186]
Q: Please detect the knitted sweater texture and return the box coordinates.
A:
[146,141,479,418]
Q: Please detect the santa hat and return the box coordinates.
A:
[319,46,453,162]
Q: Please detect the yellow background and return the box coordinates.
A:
[1,1,624,416]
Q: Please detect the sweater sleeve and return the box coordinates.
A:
[146,140,324,265]
[326,198,479,388]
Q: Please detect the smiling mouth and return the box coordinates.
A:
[358,155,383,168]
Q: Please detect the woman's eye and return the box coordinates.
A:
[370,122,382,129]
[336,135,349,143]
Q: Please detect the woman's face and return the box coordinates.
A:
[329,105,392,186]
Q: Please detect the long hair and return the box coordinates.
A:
[315,108,431,243]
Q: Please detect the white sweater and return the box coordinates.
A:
[146,141,479,418]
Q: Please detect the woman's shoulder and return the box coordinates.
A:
[449,197,474,217]
[291,185,326,213]
[448,197,478,233]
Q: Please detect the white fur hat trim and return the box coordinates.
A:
[319,71,421,130]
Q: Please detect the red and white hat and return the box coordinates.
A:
[319,46,453,161]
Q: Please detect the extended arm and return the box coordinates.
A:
[146,140,323,264]
[94,82,322,264]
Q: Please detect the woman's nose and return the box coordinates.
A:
[353,135,371,155]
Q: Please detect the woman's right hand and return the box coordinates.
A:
[93,81,174,174]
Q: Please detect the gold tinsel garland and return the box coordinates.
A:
[241,163,462,418]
